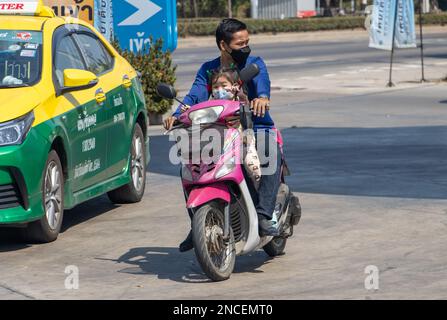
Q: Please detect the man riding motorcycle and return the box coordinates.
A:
[164,18,283,252]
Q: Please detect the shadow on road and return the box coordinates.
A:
[282,126,447,199]
[425,53,447,60]
[0,195,119,249]
[0,228,30,252]
[61,195,119,233]
[149,125,447,199]
[106,247,273,283]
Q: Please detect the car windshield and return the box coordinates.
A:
[0,30,42,88]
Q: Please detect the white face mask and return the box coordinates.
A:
[212,88,234,100]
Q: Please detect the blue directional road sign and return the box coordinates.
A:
[112,0,177,52]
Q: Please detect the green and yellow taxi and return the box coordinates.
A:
[0,1,149,242]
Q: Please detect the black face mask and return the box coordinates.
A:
[228,45,251,66]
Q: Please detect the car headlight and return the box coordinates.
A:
[215,156,236,179]
[189,106,224,125]
[0,111,35,147]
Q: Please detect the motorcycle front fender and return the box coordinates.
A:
[186,183,230,209]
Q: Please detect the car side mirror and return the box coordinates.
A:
[156,83,177,100]
[239,63,260,82]
[60,69,98,94]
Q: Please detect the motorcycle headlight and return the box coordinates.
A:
[215,156,236,179]
[189,106,224,125]
[0,111,35,146]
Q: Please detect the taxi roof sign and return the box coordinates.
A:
[0,0,44,16]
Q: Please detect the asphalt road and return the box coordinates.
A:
[173,30,447,92]
[1,31,447,300]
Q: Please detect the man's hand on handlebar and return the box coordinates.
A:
[180,105,191,113]
[250,97,270,118]
[163,116,178,131]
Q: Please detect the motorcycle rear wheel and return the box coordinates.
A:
[263,236,287,257]
[192,203,236,282]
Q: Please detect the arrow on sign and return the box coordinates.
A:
[118,0,162,26]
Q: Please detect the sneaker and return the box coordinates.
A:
[258,214,280,237]
[179,230,193,252]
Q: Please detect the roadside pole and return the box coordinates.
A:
[250,0,258,19]
[418,0,427,82]
[387,0,399,87]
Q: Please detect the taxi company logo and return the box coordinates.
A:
[15,32,32,41]
[0,3,25,10]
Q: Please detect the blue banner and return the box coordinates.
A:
[112,0,177,53]
[395,0,416,49]
[369,0,416,51]
[94,0,114,41]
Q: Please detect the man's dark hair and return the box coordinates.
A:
[215,18,248,50]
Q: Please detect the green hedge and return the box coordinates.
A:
[112,38,176,115]
[178,13,447,37]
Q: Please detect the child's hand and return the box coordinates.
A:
[180,105,191,113]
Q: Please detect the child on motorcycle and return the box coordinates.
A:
[181,66,262,186]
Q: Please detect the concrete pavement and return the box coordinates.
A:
[1,82,447,299]
[173,26,447,98]
[1,31,447,299]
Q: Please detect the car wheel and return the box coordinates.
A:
[107,123,146,204]
[24,150,64,243]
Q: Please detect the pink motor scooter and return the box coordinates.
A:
[157,64,301,281]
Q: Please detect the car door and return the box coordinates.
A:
[73,31,135,178]
[53,27,108,192]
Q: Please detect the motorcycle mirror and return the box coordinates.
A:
[156,83,177,100]
[239,63,260,82]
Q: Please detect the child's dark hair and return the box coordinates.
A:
[209,67,240,87]
[208,67,248,103]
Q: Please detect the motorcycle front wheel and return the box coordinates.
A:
[192,203,236,282]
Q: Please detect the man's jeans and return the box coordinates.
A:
[253,129,283,219]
